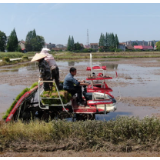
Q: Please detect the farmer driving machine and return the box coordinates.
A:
[4,54,117,122]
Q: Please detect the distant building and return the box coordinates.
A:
[118,43,126,51]
[90,43,98,50]
[52,48,62,51]
[47,43,56,50]
[62,47,67,51]
[84,45,90,49]
[148,40,159,46]
[79,43,84,48]
[52,47,67,51]
[126,40,148,46]
[56,44,64,48]
[125,40,160,47]
[18,40,25,50]
[43,43,48,48]
[134,45,154,50]
[126,45,134,50]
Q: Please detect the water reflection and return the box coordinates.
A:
[0,62,37,73]
[0,69,18,72]
[68,61,75,66]
[96,102,159,121]
[100,62,118,70]
[96,111,132,121]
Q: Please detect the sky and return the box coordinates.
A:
[0,2,160,45]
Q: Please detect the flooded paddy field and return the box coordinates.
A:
[0,58,160,157]
[0,58,160,120]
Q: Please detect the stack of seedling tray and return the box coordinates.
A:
[41,82,72,105]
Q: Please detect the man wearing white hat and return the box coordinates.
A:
[40,48,59,89]
[31,53,52,91]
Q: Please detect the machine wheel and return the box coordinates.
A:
[76,114,95,121]
[58,111,71,120]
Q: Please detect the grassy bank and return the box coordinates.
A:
[53,51,160,59]
[0,52,35,59]
[54,55,160,60]
[0,51,160,61]
[0,51,160,67]
[1,116,160,152]
[0,57,31,66]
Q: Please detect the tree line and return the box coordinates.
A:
[99,32,119,52]
[0,29,45,52]
[67,36,97,52]
[67,33,120,52]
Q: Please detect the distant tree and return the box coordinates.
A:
[67,35,75,51]
[16,45,22,52]
[71,36,74,49]
[99,33,102,47]
[31,36,45,51]
[107,33,112,47]
[99,32,119,51]
[25,29,45,51]
[67,36,71,51]
[156,41,160,50]
[99,33,105,48]
[110,33,115,47]
[7,29,18,51]
[73,42,83,51]
[25,30,34,51]
[0,30,7,52]
[105,32,109,48]
[32,29,36,38]
[102,34,106,47]
[114,34,119,49]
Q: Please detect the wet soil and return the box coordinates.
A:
[0,58,160,156]
[1,150,160,157]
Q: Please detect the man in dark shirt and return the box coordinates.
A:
[63,67,89,105]
[31,53,52,91]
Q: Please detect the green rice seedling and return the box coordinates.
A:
[2,81,38,120]
[2,57,10,62]
[21,56,29,61]
[2,88,30,120]
[41,82,72,105]
[30,82,38,89]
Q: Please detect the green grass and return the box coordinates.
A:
[54,54,160,60]
[0,52,35,59]
[52,51,160,59]
[0,52,24,59]
[0,59,30,66]
[0,51,35,66]
[1,116,160,151]
[1,51,160,63]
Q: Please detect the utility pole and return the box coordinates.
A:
[87,29,90,48]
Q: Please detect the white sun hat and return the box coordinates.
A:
[41,48,51,52]
[31,53,47,62]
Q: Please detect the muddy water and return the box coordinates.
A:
[0,59,160,120]
[96,102,160,121]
